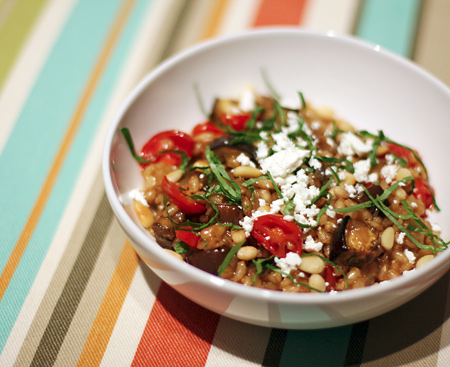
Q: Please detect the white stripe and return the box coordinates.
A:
[100,264,160,367]
[217,0,262,35]
[0,0,78,154]
[205,316,272,367]
[0,0,180,362]
[303,0,360,34]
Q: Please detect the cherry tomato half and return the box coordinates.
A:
[192,121,227,136]
[221,113,252,131]
[161,176,206,215]
[176,229,200,248]
[251,214,302,258]
[140,130,194,168]
[324,266,339,292]
[413,179,434,209]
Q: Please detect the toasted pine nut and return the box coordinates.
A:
[342,171,356,186]
[257,205,271,213]
[188,174,201,192]
[232,261,247,282]
[166,169,184,183]
[233,166,262,178]
[255,179,274,190]
[192,159,209,170]
[393,187,407,200]
[381,227,395,250]
[335,119,354,132]
[165,249,183,260]
[315,106,334,120]
[231,229,246,244]
[299,256,325,274]
[237,246,258,261]
[416,254,434,268]
[309,274,326,292]
[376,145,390,156]
[396,167,411,181]
[133,201,154,229]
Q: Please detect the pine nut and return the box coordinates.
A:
[309,274,326,292]
[133,201,154,229]
[381,227,395,250]
[376,145,389,156]
[393,187,407,200]
[232,261,247,282]
[233,166,262,178]
[257,205,271,213]
[299,256,325,274]
[231,229,246,244]
[335,119,354,132]
[237,246,258,261]
[396,167,411,181]
[166,169,184,183]
[416,254,434,268]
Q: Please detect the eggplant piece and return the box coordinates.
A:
[355,184,384,204]
[152,217,175,249]
[209,136,257,161]
[185,246,230,275]
[217,204,244,225]
[329,216,381,267]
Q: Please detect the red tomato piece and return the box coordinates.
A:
[251,214,302,258]
[413,179,434,209]
[154,151,182,166]
[387,143,415,166]
[192,121,227,136]
[221,113,252,131]
[161,176,206,215]
[140,130,194,168]
[324,266,339,292]
[176,229,199,248]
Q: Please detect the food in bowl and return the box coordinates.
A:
[122,86,447,293]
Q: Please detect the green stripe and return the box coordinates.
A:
[0,0,50,90]
[356,0,422,57]
[280,326,353,367]
[30,194,113,367]
[0,0,155,352]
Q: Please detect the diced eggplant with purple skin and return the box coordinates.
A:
[209,136,257,162]
[329,216,381,267]
[185,246,230,275]
[217,204,244,226]
[354,184,385,216]
[152,217,175,249]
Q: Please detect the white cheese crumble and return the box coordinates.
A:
[397,232,405,244]
[260,147,308,178]
[238,86,255,111]
[274,252,302,276]
[338,132,373,157]
[127,189,148,206]
[432,223,441,233]
[304,235,324,252]
[381,164,398,184]
[236,152,256,168]
[353,159,378,183]
[404,249,416,264]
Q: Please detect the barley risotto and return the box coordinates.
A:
[123,88,447,293]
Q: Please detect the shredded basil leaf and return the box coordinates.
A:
[174,241,190,254]
[217,241,246,276]
[120,127,151,164]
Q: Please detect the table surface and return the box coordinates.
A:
[1,0,450,366]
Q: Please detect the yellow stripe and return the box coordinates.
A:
[77,241,139,367]
[0,0,137,301]
[200,0,229,40]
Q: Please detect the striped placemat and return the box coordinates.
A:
[1,1,450,366]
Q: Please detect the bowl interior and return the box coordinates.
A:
[105,29,450,302]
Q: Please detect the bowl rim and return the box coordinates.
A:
[103,27,450,306]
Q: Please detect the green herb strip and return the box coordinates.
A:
[205,146,241,204]
[159,149,189,173]
[174,241,190,254]
[252,256,274,284]
[217,240,246,276]
[120,127,151,164]
[266,170,283,199]
[298,91,306,110]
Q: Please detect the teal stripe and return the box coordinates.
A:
[0,0,155,351]
[356,0,422,57]
[279,326,353,367]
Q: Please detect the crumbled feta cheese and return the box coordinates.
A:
[338,171,347,181]
[411,202,418,208]
[404,249,416,264]
[256,140,269,159]
[432,223,441,233]
[304,235,324,252]
[353,159,377,183]
[344,184,357,198]
[129,189,148,206]
[258,199,266,207]
[236,152,256,168]
[397,232,405,244]
[338,132,373,157]
[309,157,322,170]
[326,205,336,218]
[274,252,302,276]
[381,164,398,184]
[311,120,321,130]
[239,87,255,111]
[260,147,308,178]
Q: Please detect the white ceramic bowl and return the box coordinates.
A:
[103,28,450,329]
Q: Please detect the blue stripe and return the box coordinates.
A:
[356,0,422,57]
[279,326,353,367]
[0,0,155,351]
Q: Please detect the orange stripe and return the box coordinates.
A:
[131,282,220,367]
[77,241,139,367]
[0,0,136,301]
[253,0,308,26]
[200,0,229,40]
